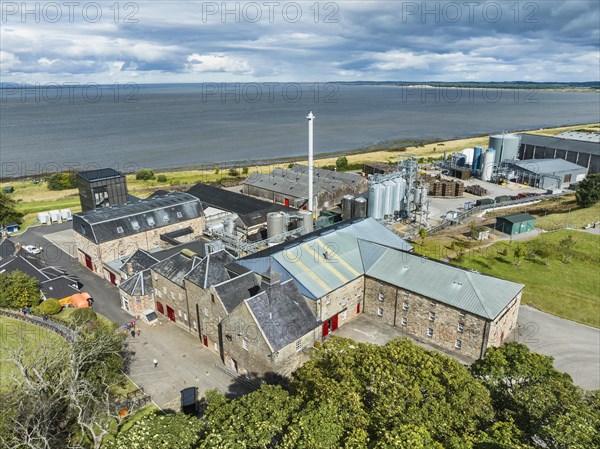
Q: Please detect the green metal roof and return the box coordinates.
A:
[359,240,524,320]
[496,213,536,224]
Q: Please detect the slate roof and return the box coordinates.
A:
[0,238,16,260]
[40,276,80,300]
[185,250,238,289]
[496,213,536,224]
[239,218,413,300]
[76,168,123,182]
[73,192,203,244]
[245,279,321,352]
[151,251,202,288]
[0,255,51,282]
[359,240,524,320]
[510,158,588,174]
[122,250,159,274]
[120,269,153,297]
[519,133,600,155]
[238,204,294,228]
[187,183,293,216]
[213,271,261,313]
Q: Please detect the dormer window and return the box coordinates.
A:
[116,226,124,234]
[176,211,183,219]
[131,220,140,231]
[146,216,155,226]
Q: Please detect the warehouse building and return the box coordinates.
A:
[495,213,536,236]
[73,192,205,280]
[506,158,588,189]
[76,168,129,212]
[518,134,600,174]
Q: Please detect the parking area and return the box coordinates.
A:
[43,228,78,258]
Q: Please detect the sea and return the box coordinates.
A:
[1,83,599,177]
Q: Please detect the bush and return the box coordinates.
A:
[242,167,249,175]
[47,172,77,191]
[336,156,349,171]
[228,168,240,177]
[156,174,167,183]
[575,174,600,208]
[39,298,62,315]
[71,308,97,324]
[135,169,155,180]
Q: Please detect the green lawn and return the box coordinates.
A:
[0,316,65,389]
[534,202,600,230]
[451,230,600,328]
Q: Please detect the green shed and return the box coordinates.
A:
[2,186,14,194]
[495,213,536,236]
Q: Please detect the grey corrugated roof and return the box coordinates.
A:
[185,250,237,289]
[289,164,366,188]
[496,213,536,224]
[555,131,600,143]
[120,269,153,296]
[152,251,202,287]
[76,168,123,182]
[73,192,203,244]
[243,168,343,199]
[359,240,523,320]
[245,279,321,352]
[213,271,261,313]
[510,158,588,174]
[519,133,600,155]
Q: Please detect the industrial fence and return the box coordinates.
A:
[0,308,78,343]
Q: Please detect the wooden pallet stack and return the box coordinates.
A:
[425,176,464,197]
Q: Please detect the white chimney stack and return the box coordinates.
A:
[307,111,315,215]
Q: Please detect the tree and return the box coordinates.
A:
[0,192,24,227]
[242,166,249,175]
[70,308,97,324]
[135,169,155,180]
[39,298,61,315]
[575,174,600,208]
[0,270,40,308]
[228,168,239,177]
[47,172,77,191]
[156,174,167,183]
[471,342,599,449]
[336,156,349,171]
[512,244,526,265]
[418,228,427,242]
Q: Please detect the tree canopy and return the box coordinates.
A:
[0,270,40,308]
[0,192,24,226]
[575,174,600,208]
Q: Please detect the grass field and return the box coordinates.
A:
[0,316,65,389]
[451,230,600,328]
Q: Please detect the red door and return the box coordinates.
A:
[84,254,93,270]
[284,198,290,207]
[109,272,116,285]
[202,335,208,347]
[356,303,361,314]
[322,321,329,337]
[331,314,339,332]
[156,302,164,315]
[166,306,176,322]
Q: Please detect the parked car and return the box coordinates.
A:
[23,245,42,254]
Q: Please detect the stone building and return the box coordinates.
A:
[73,192,205,281]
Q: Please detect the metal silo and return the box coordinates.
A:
[341,194,354,220]
[383,180,395,217]
[353,197,367,218]
[481,149,495,181]
[368,183,385,220]
[489,134,520,164]
[298,210,314,233]
[460,148,474,166]
[267,212,285,241]
[395,177,406,212]
[421,186,428,205]
[473,146,483,171]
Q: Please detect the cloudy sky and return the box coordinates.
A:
[1,0,599,83]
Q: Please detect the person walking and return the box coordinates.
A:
[153,359,158,368]
[130,328,136,338]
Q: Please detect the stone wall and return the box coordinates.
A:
[315,276,364,334]
[151,270,191,332]
[120,291,155,316]
[487,292,522,348]
[184,280,227,357]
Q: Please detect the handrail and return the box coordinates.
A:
[0,308,78,343]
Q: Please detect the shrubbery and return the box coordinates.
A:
[0,270,40,308]
[575,174,600,208]
[39,298,62,315]
[70,308,97,324]
[135,169,155,180]
[156,174,167,183]
[47,172,77,191]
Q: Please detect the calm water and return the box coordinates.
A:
[1,84,599,176]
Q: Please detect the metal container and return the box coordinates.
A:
[391,177,404,213]
[267,212,285,241]
[298,210,314,233]
[383,180,395,217]
[367,183,385,220]
[353,197,367,218]
[460,148,474,166]
[481,149,495,181]
[473,146,483,171]
[489,134,520,163]
[341,194,354,220]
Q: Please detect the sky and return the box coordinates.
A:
[1,0,599,83]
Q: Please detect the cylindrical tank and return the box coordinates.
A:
[460,148,474,166]
[421,186,428,206]
[489,134,520,164]
[481,149,495,181]
[353,197,367,218]
[453,153,467,167]
[267,212,285,240]
[298,210,314,233]
[341,194,354,220]
[395,177,406,212]
[473,146,483,171]
[367,183,385,220]
[383,180,395,217]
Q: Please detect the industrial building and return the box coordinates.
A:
[518,133,600,174]
[76,168,129,212]
[505,159,588,189]
[72,192,205,281]
[243,164,367,211]
[495,213,536,236]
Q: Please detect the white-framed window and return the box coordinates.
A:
[455,339,462,349]
[131,220,140,231]
[402,302,409,311]
[204,307,209,317]
[403,291,409,298]
[429,312,436,321]
[427,328,434,338]
[183,313,187,321]
[170,291,175,300]
[214,342,219,351]
[430,301,436,307]
[155,288,161,298]
[457,323,465,333]
[146,216,155,226]
[295,339,304,352]
[459,311,466,318]
[162,286,167,294]
[178,309,182,317]
[377,307,384,317]
[242,338,249,351]
[193,320,197,330]
[177,211,183,219]
[401,317,408,326]
[341,310,347,321]
[378,293,384,301]
[116,226,124,234]
[325,297,331,305]
[178,292,183,301]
